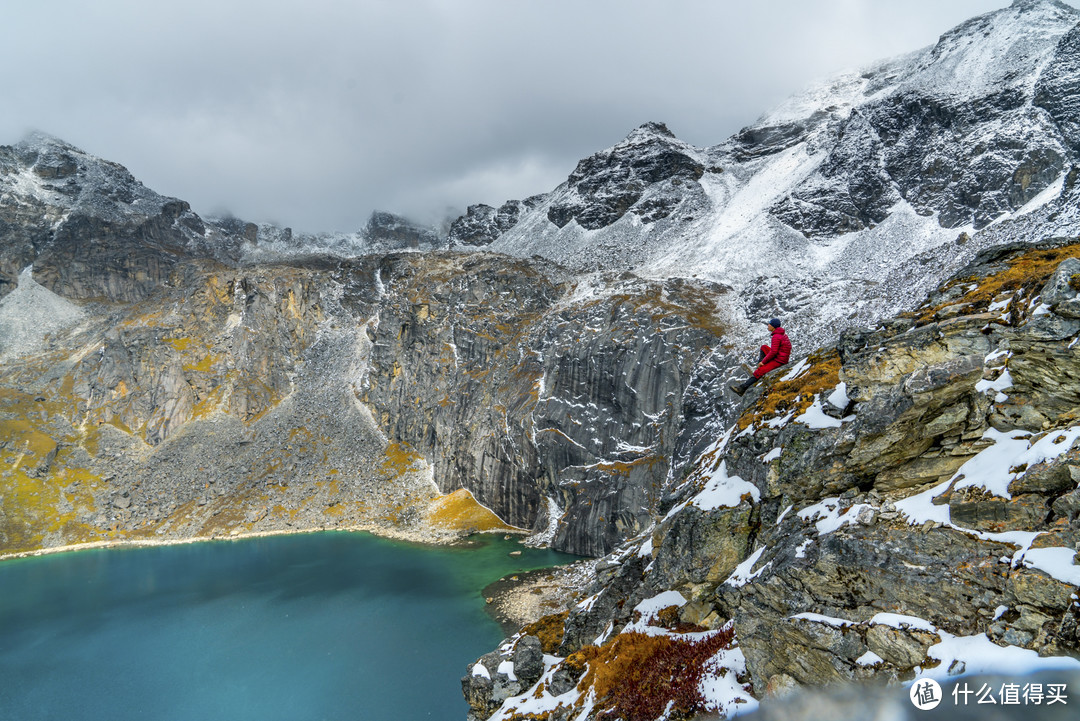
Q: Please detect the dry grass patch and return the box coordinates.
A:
[737,349,842,431]
[426,488,517,533]
[573,627,736,721]
[522,611,571,654]
[914,243,1080,325]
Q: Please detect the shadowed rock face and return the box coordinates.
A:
[766,1,1080,237]
[447,198,544,247]
[1036,21,1080,154]
[357,253,729,556]
[546,122,706,231]
[360,211,441,251]
[0,136,225,304]
[32,209,200,303]
[772,80,1071,237]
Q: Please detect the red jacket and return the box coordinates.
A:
[762,327,792,365]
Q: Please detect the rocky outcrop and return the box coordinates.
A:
[0,134,222,303]
[358,253,730,556]
[359,211,442,251]
[464,239,1080,720]
[447,197,544,247]
[545,122,707,231]
[740,669,1080,721]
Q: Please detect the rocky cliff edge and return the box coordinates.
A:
[463,237,1080,721]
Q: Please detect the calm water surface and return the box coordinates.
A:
[0,532,576,720]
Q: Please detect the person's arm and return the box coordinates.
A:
[760,335,780,365]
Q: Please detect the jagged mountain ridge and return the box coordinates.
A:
[6,2,1077,353]
[0,133,215,302]
[461,0,1080,350]
[0,133,444,302]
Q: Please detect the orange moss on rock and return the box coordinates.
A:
[521,611,570,654]
[913,243,1080,325]
[426,488,517,533]
[575,628,736,721]
[737,349,842,431]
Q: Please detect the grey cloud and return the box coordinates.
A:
[1,0,1069,232]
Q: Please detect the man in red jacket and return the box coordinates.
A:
[729,318,792,396]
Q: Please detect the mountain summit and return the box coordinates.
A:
[450,0,1080,347]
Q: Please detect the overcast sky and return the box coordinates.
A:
[2,0,1074,233]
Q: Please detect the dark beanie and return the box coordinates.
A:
[769,318,781,328]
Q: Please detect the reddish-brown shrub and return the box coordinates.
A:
[577,628,735,721]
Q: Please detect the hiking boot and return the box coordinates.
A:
[729,376,757,396]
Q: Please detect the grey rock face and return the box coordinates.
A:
[512,635,545,686]
[447,197,544,247]
[1041,257,1080,307]
[0,135,224,303]
[769,1,1080,238]
[359,211,441,251]
[358,253,728,556]
[1036,21,1080,153]
[872,91,1065,230]
[771,109,900,237]
[545,122,705,231]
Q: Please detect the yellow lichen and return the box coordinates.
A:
[164,336,194,351]
[0,419,58,461]
[380,441,425,477]
[914,243,1080,325]
[426,488,518,533]
[183,352,220,374]
[737,349,842,431]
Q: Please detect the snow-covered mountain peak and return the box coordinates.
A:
[1,132,180,226]
[900,0,1077,100]
[14,130,82,159]
[474,2,1080,350]
[620,121,678,145]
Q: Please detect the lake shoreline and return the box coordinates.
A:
[482,560,597,636]
[0,519,532,564]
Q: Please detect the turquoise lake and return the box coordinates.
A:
[0,532,576,720]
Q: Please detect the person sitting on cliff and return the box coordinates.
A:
[729,318,792,396]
